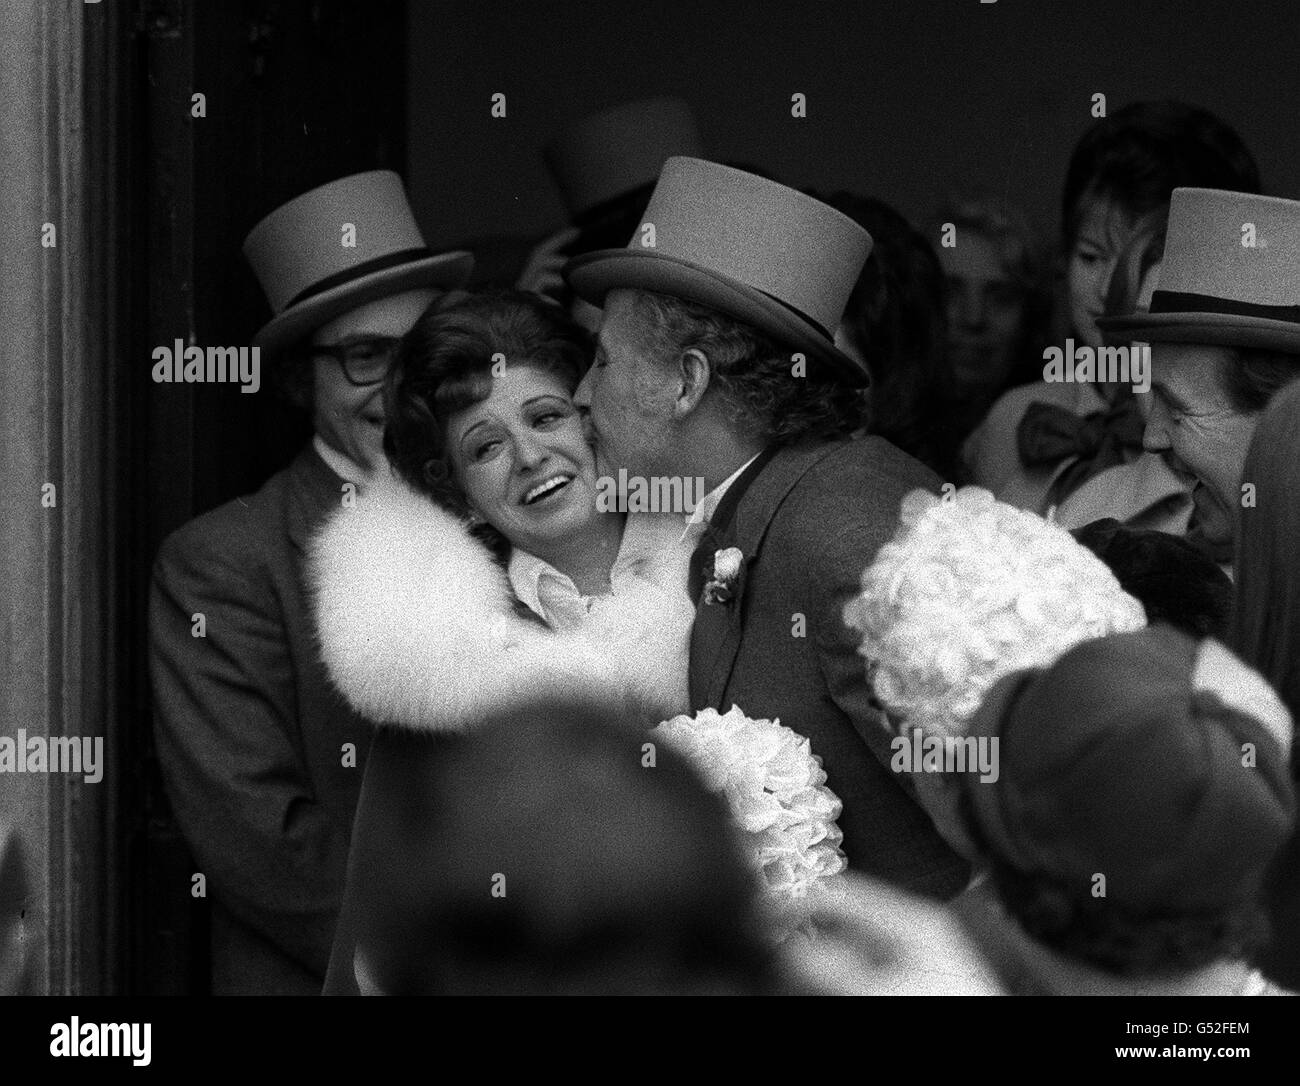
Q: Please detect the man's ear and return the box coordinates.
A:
[671,347,711,420]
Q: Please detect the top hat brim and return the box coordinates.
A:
[252,251,474,356]
[566,249,870,387]
[1098,310,1300,355]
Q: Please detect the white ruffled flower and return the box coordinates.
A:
[650,705,846,908]
[703,547,745,606]
[844,486,1146,740]
[712,547,743,582]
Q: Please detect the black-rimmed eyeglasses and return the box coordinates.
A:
[311,336,399,386]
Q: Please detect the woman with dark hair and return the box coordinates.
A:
[382,288,617,575]
[311,289,695,736]
[1233,381,1300,988]
[312,290,702,994]
[1060,100,1260,348]
[964,100,1262,528]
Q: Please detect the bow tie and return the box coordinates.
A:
[1017,395,1146,506]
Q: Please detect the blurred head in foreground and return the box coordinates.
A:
[959,626,1295,992]
[351,697,778,995]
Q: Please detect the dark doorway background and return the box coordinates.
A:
[406,0,1300,277]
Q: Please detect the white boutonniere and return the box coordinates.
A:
[704,546,744,606]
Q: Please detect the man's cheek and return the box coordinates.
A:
[1172,430,1212,482]
[1181,423,1236,500]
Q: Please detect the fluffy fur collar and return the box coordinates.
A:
[309,474,685,732]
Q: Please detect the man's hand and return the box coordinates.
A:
[515,226,581,301]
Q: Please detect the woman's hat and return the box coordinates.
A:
[543,97,704,224]
[962,626,1295,913]
[565,157,874,386]
[243,170,473,355]
[1099,187,1300,354]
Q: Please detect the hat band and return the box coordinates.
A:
[1149,289,1300,325]
[283,247,433,311]
[756,289,834,344]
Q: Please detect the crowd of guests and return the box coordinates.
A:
[144,95,1300,996]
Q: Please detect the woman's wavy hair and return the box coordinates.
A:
[383,289,592,544]
[629,290,861,446]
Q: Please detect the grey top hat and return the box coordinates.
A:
[243,170,473,356]
[565,157,874,386]
[1099,187,1300,354]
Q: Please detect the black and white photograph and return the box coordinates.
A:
[2,0,1299,1057]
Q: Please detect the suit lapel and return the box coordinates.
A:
[689,440,847,709]
[287,443,350,555]
[688,573,740,709]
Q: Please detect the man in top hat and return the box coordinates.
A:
[148,171,471,994]
[1101,187,1300,990]
[1099,187,1300,561]
[955,627,1295,995]
[565,157,969,898]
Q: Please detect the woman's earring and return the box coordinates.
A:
[466,511,485,528]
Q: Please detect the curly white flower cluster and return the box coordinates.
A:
[844,487,1147,739]
[650,705,846,904]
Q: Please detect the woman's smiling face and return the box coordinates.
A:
[446,364,601,555]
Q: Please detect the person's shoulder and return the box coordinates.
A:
[765,438,936,569]
[794,436,942,505]
[155,459,302,574]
